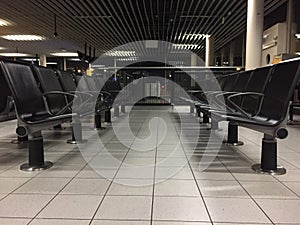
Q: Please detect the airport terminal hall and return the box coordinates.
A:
[1,0,300,224]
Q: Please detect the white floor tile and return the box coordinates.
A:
[0,177,29,194]
[284,182,300,197]
[0,166,40,178]
[14,177,71,194]
[256,199,300,224]
[29,219,90,225]
[0,194,54,218]
[91,220,150,225]
[94,196,152,220]
[205,197,270,223]
[276,170,300,182]
[0,218,30,225]
[197,180,249,198]
[232,172,277,182]
[155,179,200,197]
[107,180,153,196]
[241,181,298,199]
[153,196,210,222]
[194,171,235,181]
[152,222,211,225]
[61,178,110,195]
[36,165,82,178]
[37,195,102,219]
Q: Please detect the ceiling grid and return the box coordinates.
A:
[0,0,287,56]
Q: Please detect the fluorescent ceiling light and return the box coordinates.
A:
[117,57,138,62]
[183,34,207,39]
[0,53,30,57]
[105,50,136,57]
[296,34,300,39]
[296,52,300,55]
[1,35,45,41]
[22,58,39,61]
[93,65,106,68]
[46,62,57,65]
[0,18,12,27]
[68,58,81,61]
[0,47,6,50]
[51,52,78,57]
[173,44,201,49]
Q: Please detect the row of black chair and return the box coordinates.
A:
[0,66,16,122]
[0,59,124,172]
[185,58,300,175]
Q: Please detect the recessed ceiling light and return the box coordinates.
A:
[51,52,78,57]
[105,51,136,57]
[0,18,13,27]
[1,35,46,41]
[0,53,30,57]
[0,47,6,50]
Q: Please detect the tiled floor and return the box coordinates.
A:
[0,106,300,225]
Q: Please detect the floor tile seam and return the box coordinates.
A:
[216,156,275,225]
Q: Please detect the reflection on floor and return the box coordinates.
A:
[0,106,300,225]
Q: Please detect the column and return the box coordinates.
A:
[63,58,67,71]
[221,48,225,66]
[39,54,47,67]
[191,53,197,87]
[245,0,264,70]
[114,57,117,79]
[286,0,296,53]
[229,41,235,66]
[205,35,214,67]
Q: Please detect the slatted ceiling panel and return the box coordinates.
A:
[0,0,287,56]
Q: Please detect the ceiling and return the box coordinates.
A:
[0,0,286,57]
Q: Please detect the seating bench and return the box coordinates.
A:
[0,60,75,171]
[187,58,300,175]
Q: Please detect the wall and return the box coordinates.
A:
[261,23,287,66]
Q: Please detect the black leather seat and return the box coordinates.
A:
[0,60,75,171]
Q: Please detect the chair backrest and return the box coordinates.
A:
[228,70,253,107]
[240,65,273,114]
[232,71,252,92]
[258,58,300,121]
[32,66,67,115]
[0,66,13,113]
[57,71,77,93]
[84,76,98,92]
[73,75,82,86]
[0,61,46,116]
[222,73,239,92]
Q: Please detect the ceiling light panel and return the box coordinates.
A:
[105,51,136,57]
[0,53,30,57]
[0,18,13,27]
[51,52,78,57]
[1,35,46,41]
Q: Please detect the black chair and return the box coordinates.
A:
[0,67,16,121]
[218,59,300,174]
[214,65,273,145]
[0,61,75,171]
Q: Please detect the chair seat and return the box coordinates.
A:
[22,113,74,125]
[215,112,279,127]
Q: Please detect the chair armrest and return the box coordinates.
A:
[227,92,265,118]
[42,91,78,116]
